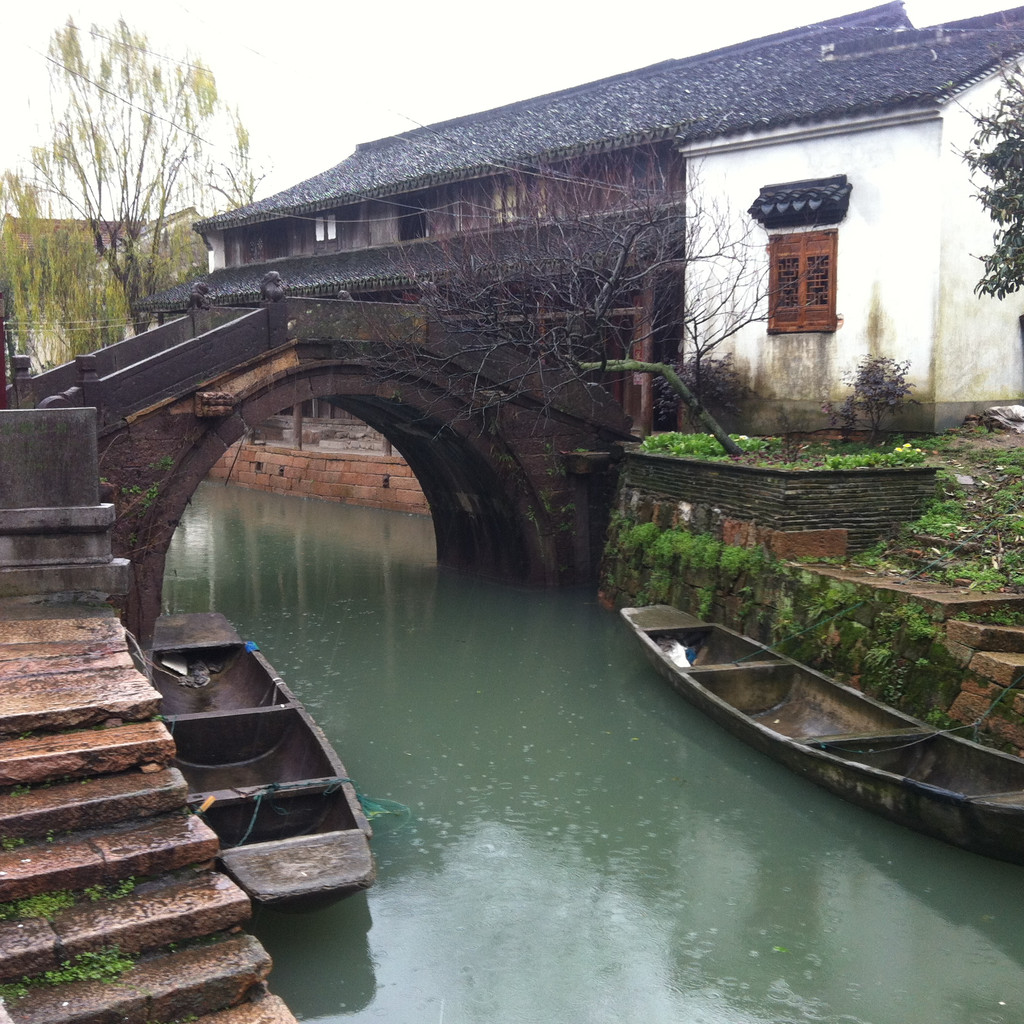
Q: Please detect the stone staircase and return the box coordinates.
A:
[0,600,297,1024]
[946,620,1024,748]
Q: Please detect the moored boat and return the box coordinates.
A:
[150,612,375,910]
[622,604,1024,864]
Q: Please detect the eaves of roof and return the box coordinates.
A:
[138,241,446,312]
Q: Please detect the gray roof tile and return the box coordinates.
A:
[197,4,1024,232]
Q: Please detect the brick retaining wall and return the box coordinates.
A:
[208,443,429,516]
[621,449,936,554]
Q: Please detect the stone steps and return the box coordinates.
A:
[0,602,296,1023]
[945,620,1024,689]
[0,657,159,737]
[192,993,299,1024]
[0,767,188,841]
[0,721,175,787]
[2,932,272,1024]
[945,621,1024,654]
[0,813,219,903]
[0,871,250,981]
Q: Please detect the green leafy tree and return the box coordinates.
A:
[10,17,261,345]
[965,64,1024,298]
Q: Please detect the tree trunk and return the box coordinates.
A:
[579,359,742,455]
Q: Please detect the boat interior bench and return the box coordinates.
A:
[805,728,935,749]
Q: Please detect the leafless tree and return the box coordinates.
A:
[381,151,768,454]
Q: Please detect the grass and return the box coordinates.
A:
[0,947,137,1002]
[640,431,928,469]
[862,427,1024,592]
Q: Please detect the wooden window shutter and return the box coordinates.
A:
[768,230,837,333]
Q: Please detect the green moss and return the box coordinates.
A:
[0,889,75,921]
[0,946,138,1001]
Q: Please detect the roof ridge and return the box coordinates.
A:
[352,3,912,158]
[936,5,1024,30]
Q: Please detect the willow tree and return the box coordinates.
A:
[25,18,260,336]
[0,173,128,368]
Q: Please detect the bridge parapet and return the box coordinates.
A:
[30,308,277,429]
[20,300,431,431]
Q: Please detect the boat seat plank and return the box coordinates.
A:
[803,728,935,747]
[972,790,1024,805]
[220,830,375,909]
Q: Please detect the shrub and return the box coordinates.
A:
[640,432,781,460]
[824,356,918,439]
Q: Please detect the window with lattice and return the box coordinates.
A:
[768,230,837,333]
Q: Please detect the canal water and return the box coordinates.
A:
[163,482,1024,1024]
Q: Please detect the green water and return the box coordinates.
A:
[163,482,1024,1024]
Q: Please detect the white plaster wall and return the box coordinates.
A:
[684,116,945,426]
[207,230,226,272]
[934,73,1024,415]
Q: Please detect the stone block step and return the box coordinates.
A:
[0,871,251,981]
[946,620,1024,654]
[0,721,174,788]
[193,993,299,1024]
[0,767,188,842]
[0,652,158,737]
[0,813,219,903]
[968,650,1024,689]
[2,932,271,1024]
[0,614,126,648]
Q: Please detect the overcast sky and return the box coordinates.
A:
[0,0,1017,200]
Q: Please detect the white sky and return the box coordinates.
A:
[0,0,1016,200]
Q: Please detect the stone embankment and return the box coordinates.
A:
[0,599,295,1024]
[209,441,428,516]
[946,620,1024,747]
[600,448,1024,751]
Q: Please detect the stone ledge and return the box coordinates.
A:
[193,993,299,1024]
[0,560,131,601]
[0,506,115,534]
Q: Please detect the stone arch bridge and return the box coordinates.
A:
[13,300,631,640]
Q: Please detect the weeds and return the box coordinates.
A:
[0,947,137,1002]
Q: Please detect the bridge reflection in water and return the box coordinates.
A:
[164,482,1024,1024]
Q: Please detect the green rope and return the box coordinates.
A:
[236,790,265,846]
[198,775,410,846]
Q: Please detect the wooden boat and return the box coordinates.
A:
[622,604,1024,865]
[150,612,375,910]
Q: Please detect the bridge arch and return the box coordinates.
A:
[85,309,630,641]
